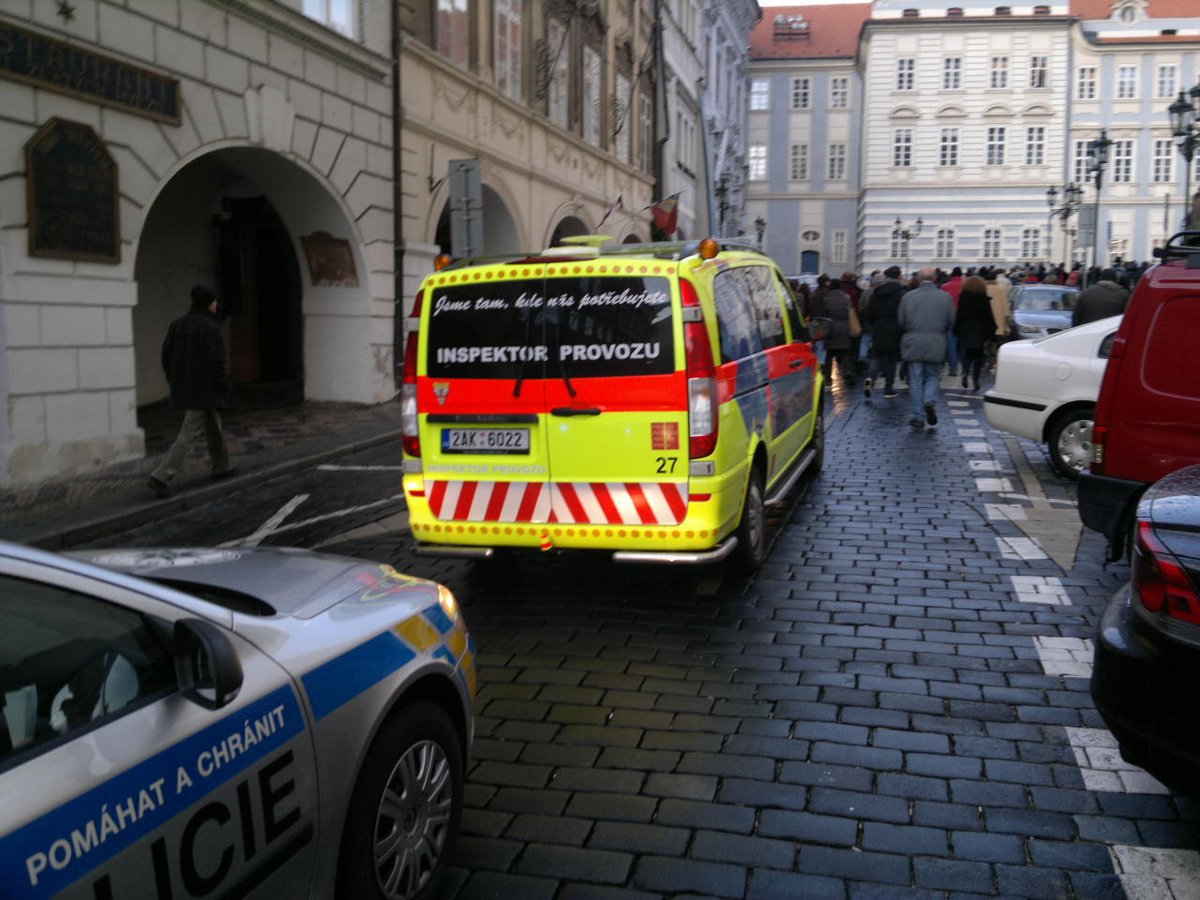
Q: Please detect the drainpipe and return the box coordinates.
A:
[392,2,405,392]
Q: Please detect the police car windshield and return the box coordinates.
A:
[425,275,676,380]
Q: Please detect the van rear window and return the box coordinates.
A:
[425,276,676,379]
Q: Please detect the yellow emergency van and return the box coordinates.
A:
[400,237,828,571]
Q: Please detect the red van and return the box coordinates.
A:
[1078,232,1200,559]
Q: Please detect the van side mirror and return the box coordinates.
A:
[173,618,243,710]
[807,317,833,341]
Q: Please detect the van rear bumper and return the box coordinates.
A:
[1078,470,1146,547]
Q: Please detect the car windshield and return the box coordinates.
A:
[1015,289,1077,311]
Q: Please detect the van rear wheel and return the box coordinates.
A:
[732,469,766,572]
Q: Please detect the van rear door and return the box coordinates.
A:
[419,272,554,524]
[539,269,689,528]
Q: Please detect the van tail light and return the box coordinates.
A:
[1133,520,1200,625]
[401,290,423,458]
[681,279,718,458]
[1090,423,1107,473]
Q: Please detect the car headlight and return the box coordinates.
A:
[437,583,460,623]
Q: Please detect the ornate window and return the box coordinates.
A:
[827,143,846,180]
[1111,140,1134,183]
[749,144,767,181]
[1117,65,1137,99]
[1025,127,1045,166]
[1153,139,1174,183]
[582,45,602,146]
[943,58,962,90]
[495,0,522,101]
[791,77,810,109]
[986,127,1006,166]
[437,0,469,68]
[939,128,959,166]
[789,143,809,181]
[1157,65,1177,100]
[830,77,848,109]
[1029,55,1048,89]
[990,56,1008,89]
[1077,66,1097,100]
[750,80,769,110]
[982,228,1001,259]
[936,228,955,259]
[1021,228,1040,259]
[896,59,915,91]
[893,128,913,167]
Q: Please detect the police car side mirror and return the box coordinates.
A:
[173,618,244,710]
[808,317,833,342]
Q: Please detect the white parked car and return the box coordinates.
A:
[983,316,1121,478]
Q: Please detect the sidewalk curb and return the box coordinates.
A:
[29,429,403,551]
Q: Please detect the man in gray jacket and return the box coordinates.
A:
[898,267,955,428]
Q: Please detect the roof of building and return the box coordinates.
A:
[749,5,873,60]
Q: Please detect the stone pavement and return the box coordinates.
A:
[0,391,402,549]
[309,376,1200,900]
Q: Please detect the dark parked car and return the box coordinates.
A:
[1007,283,1080,339]
[1091,463,1200,796]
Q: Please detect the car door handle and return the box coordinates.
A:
[789,359,807,368]
[551,407,602,417]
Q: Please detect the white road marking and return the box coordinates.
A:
[1011,575,1072,605]
[986,503,1028,521]
[962,442,991,453]
[1064,728,1171,796]
[976,477,1014,492]
[1109,846,1200,899]
[1033,636,1092,674]
[969,459,1002,472]
[958,428,986,437]
[995,535,1047,560]
[222,493,405,547]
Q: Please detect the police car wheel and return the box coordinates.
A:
[337,702,464,900]
[733,469,766,572]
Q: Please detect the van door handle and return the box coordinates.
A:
[551,407,602,417]
[789,359,807,368]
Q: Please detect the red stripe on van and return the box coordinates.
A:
[592,484,622,523]
[662,483,688,522]
[557,483,589,522]
[453,481,479,520]
[428,480,448,516]
[626,483,656,524]
[484,481,510,521]
[516,483,542,521]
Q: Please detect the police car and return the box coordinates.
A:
[0,540,475,899]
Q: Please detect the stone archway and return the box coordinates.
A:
[550,215,590,246]
[133,147,372,408]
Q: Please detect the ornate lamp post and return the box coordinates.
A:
[1168,82,1200,228]
[1085,130,1112,283]
[892,216,922,275]
[754,215,766,250]
[715,174,730,237]
[1045,183,1084,266]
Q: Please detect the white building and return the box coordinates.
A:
[660,0,706,239]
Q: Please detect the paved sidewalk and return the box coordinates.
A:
[0,395,402,550]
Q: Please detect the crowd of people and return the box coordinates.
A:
[793,261,1135,430]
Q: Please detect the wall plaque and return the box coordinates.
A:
[0,21,180,124]
[300,232,359,286]
[25,118,120,264]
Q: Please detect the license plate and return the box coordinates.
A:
[442,428,530,454]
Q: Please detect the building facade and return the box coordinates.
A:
[747,6,870,275]
[0,0,660,488]
[659,0,705,239]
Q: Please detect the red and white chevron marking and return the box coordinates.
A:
[426,480,689,525]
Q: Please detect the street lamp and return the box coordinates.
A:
[1168,82,1200,228]
[754,215,766,250]
[1086,130,1112,283]
[1045,183,1084,267]
[892,216,922,275]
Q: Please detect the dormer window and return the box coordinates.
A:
[947,7,963,16]
[995,6,1011,14]
[1033,5,1050,14]
[903,8,919,17]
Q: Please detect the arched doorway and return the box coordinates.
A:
[550,215,589,246]
[433,185,522,256]
[133,147,370,408]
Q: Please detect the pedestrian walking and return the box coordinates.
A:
[898,267,955,429]
[863,265,906,399]
[940,266,965,377]
[1071,267,1130,326]
[954,275,996,391]
[819,279,857,386]
[148,284,236,497]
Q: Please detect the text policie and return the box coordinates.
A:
[23,703,299,897]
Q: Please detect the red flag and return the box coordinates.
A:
[651,194,679,236]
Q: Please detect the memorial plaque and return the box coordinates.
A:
[300,232,359,286]
[25,118,120,263]
[0,21,180,124]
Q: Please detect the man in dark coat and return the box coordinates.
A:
[864,265,906,399]
[148,285,235,496]
[1072,268,1129,326]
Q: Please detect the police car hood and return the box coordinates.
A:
[70,546,435,620]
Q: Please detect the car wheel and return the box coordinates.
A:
[732,468,766,572]
[808,408,825,477]
[1046,405,1094,480]
[337,702,464,900]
